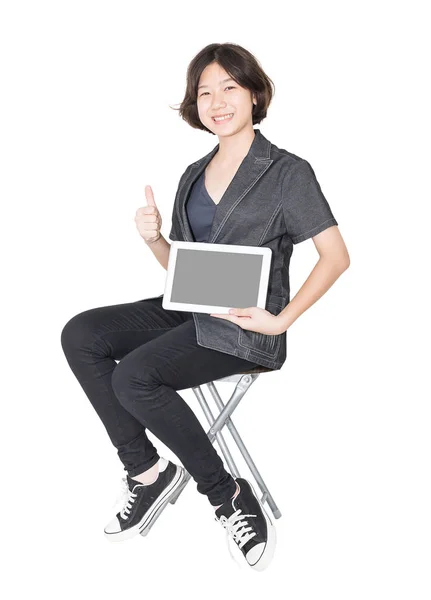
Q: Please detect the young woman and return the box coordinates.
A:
[61,43,349,571]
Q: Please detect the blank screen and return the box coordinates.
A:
[171,248,264,308]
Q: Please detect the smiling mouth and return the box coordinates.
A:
[212,113,234,123]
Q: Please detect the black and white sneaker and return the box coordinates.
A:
[214,477,276,571]
[104,457,186,542]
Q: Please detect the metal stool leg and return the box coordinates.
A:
[170,374,282,519]
[207,375,282,519]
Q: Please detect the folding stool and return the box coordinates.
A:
[140,364,282,536]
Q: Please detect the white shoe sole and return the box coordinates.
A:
[243,479,277,571]
[104,465,186,542]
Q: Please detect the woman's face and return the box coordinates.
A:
[196,62,256,137]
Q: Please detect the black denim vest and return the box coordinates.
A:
[148,128,338,371]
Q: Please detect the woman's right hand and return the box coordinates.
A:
[134,185,162,244]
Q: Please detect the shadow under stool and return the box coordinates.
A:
[140,364,282,536]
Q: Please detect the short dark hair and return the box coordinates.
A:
[171,43,275,134]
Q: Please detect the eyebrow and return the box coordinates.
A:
[197,77,235,90]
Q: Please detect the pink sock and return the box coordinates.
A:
[214,482,239,510]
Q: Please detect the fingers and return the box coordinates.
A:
[135,209,159,221]
[145,184,156,206]
[134,184,162,243]
[135,185,158,217]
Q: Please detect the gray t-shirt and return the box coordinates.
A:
[185,171,216,242]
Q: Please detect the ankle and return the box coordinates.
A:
[214,482,240,510]
[132,459,160,485]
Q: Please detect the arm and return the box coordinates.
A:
[145,234,172,271]
[145,170,186,271]
[276,225,350,333]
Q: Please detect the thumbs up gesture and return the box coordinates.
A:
[134,185,162,244]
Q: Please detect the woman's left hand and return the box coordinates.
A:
[210,307,282,335]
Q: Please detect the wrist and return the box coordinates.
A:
[275,318,286,335]
[275,311,293,334]
[145,234,162,246]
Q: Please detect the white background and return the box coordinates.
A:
[1,0,430,597]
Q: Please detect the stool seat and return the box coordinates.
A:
[215,364,274,384]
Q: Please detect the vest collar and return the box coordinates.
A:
[178,128,273,243]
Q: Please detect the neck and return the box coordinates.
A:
[215,126,256,165]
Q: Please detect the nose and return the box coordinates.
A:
[211,90,227,110]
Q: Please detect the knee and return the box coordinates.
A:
[60,309,102,358]
[111,358,160,408]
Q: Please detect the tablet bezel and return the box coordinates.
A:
[162,241,272,314]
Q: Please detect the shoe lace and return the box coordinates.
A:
[111,476,138,520]
[214,508,257,568]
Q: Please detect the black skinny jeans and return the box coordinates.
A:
[60,296,259,506]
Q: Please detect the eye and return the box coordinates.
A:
[199,86,236,97]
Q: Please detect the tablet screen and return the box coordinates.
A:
[170,248,264,308]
